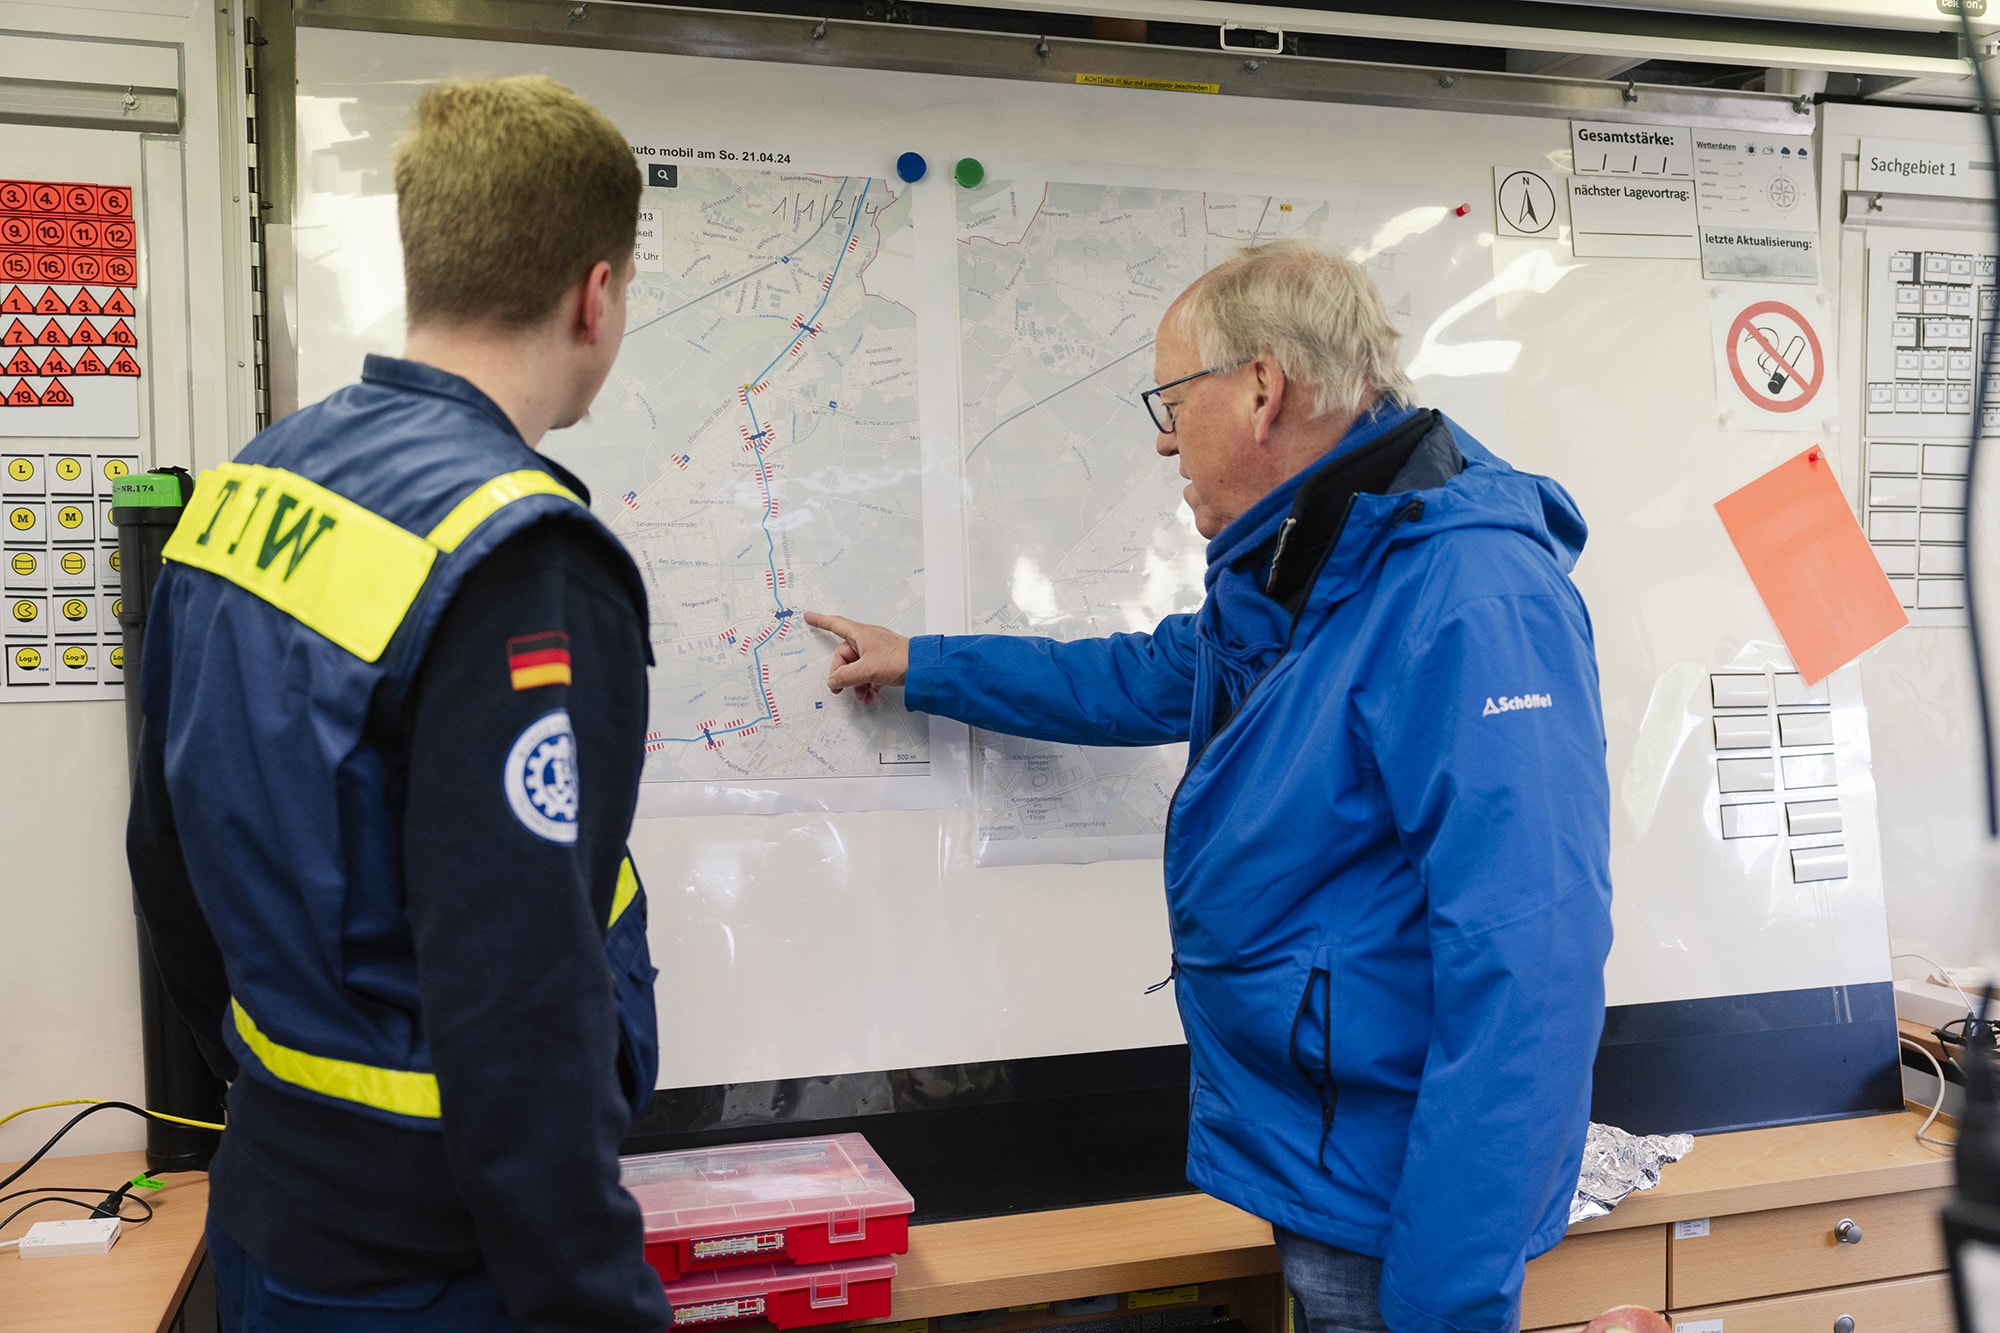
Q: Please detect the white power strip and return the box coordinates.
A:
[17,1217,121,1258]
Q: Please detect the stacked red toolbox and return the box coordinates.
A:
[646,1256,899,1329]
[620,1134,914,1329]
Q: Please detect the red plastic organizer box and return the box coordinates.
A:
[620,1134,914,1283]
[660,1255,897,1329]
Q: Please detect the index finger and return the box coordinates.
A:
[803,610,859,641]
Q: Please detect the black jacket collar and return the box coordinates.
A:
[1260,408,1463,618]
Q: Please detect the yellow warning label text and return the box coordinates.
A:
[1075,74,1220,94]
[1129,1286,1201,1309]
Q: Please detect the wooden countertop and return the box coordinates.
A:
[0,1112,1949,1328]
[891,1193,1277,1319]
[0,1149,208,1333]
[1566,1108,1953,1234]
[889,1110,1953,1315]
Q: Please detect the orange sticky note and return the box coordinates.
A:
[1714,446,1908,684]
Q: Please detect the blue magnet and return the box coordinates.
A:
[896,152,927,183]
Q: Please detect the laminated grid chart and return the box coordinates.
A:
[1710,669,1849,884]
[3,450,139,698]
[1863,246,1984,625]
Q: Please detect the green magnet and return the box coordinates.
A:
[953,157,985,189]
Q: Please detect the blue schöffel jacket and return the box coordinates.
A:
[906,404,1613,1333]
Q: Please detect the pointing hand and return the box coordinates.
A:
[803,611,909,706]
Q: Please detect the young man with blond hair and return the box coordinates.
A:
[128,76,668,1331]
[810,241,1613,1333]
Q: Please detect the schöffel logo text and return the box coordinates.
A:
[1482,693,1553,716]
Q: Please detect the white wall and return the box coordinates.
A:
[0,0,247,1163]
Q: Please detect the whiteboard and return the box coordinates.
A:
[1821,101,1999,984]
[292,26,1895,1095]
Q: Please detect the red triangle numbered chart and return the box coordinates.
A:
[67,289,100,316]
[107,349,141,377]
[103,319,136,347]
[35,319,68,347]
[39,349,71,376]
[39,379,72,407]
[72,348,105,375]
[33,288,63,315]
[1,287,32,314]
[6,379,41,406]
[70,320,99,346]
[3,348,35,376]
[102,290,132,317]
[2,319,33,346]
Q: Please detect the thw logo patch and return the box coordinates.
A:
[505,710,579,844]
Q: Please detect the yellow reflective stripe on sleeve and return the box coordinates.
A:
[163,463,437,663]
[609,857,639,927]
[425,470,581,553]
[231,999,441,1119]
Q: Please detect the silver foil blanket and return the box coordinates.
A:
[1570,1121,1694,1225]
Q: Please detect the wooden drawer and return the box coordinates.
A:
[1668,1188,1950,1308]
[1667,1272,1951,1333]
[1521,1226,1666,1330]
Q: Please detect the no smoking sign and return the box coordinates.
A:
[1710,289,1837,430]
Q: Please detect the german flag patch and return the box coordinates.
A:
[507,631,571,691]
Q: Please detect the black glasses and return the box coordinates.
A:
[1141,360,1249,433]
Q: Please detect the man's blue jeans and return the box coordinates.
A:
[207,1217,518,1332]
[1274,1226,1391,1333]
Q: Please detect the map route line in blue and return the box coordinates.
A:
[652,178,874,750]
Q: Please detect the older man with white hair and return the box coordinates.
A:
[807,240,1613,1333]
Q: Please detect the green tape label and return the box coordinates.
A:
[112,474,182,508]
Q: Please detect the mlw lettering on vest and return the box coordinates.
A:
[164,462,438,663]
[193,477,241,546]
[1483,693,1553,716]
[226,486,268,556]
[259,494,338,579]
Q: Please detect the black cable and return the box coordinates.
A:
[0,1185,154,1210]
[1961,6,2000,843]
[1952,14,2000,1220]
[0,1102,174,1195]
[0,1192,152,1235]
